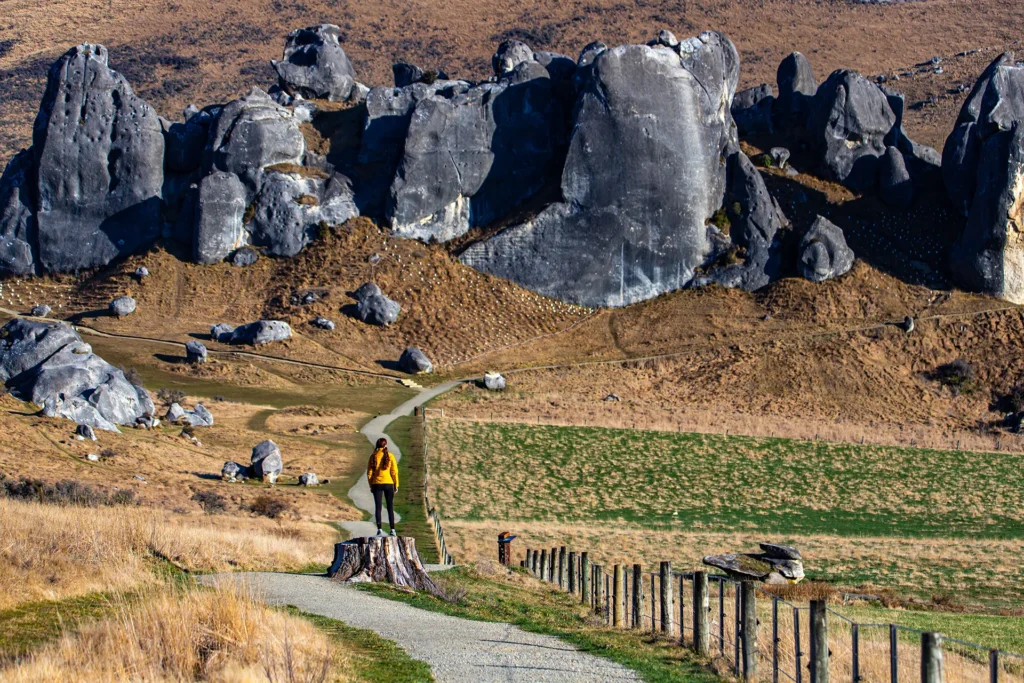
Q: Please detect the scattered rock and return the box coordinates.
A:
[901,315,916,333]
[603,393,622,402]
[769,147,791,169]
[109,296,137,318]
[312,317,336,331]
[86,453,99,462]
[30,305,51,318]
[210,323,235,343]
[76,423,97,441]
[231,246,259,267]
[298,472,320,486]
[799,216,855,282]
[166,402,186,422]
[251,440,283,483]
[273,24,357,101]
[357,293,401,326]
[483,372,506,391]
[354,282,382,301]
[492,40,535,77]
[222,461,248,482]
[166,402,214,427]
[134,266,149,280]
[398,347,433,374]
[185,340,208,364]
[228,320,292,346]
[135,415,160,429]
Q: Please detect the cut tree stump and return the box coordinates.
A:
[328,536,441,595]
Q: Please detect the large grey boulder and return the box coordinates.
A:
[799,216,854,282]
[483,372,506,390]
[732,84,774,137]
[251,440,283,483]
[399,347,433,374]
[30,305,51,318]
[807,69,896,191]
[0,149,37,276]
[228,320,292,346]
[461,33,739,307]
[492,40,535,77]
[298,472,320,486]
[210,323,234,342]
[701,152,787,291]
[109,296,136,318]
[354,281,382,301]
[165,403,187,422]
[273,24,357,102]
[185,340,208,364]
[33,44,164,272]
[943,54,1024,303]
[166,401,214,426]
[194,171,248,265]
[772,52,817,139]
[879,146,914,208]
[0,319,79,383]
[386,66,564,242]
[357,293,401,326]
[248,171,357,257]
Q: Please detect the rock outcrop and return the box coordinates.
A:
[298,472,320,486]
[273,24,357,102]
[943,53,1024,303]
[799,216,854,282]
[0,150,37,276]
[228,320,292,345]
[461,33,740,307]
[251,440,283,483]
[772,52,817,142]
[0,319,151,431]
[483,372,506,390]
[399,347,433,374]
[732,84,774,137]
[109,296,136,317]
[703,542,805,584]
[185,340,208,364]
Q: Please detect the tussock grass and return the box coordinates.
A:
[0,498,334,609]
[4,582,346,682]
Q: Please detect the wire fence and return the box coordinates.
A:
[419,408,453,565]
[520,545,1024,682]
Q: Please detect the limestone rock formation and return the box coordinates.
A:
[228,321,292,346]
[251,440,283,483]
[312,317,336,331]
[210,323,234,343]
[32,44,164,273]
[194,171,249,265]
[879,146,914,208]
[0,150,37,276]
[165,402,214,427]
[109,296,136,318]
[483,372,506,390]
[943,53,1024,303]
[273,24,357,102]
[732,84,774,137]
[772,52,817,141]
[31,305,51,318]
[703,543,805,583]
[1,319,150,431]
[221,461,248,482]
[799,216,854,282]
[185,340,208,364]
[399,347,433,374]
[231,247,260,267]
[461,33,740,307]
[298,472,320,486]
[357,293,401,326]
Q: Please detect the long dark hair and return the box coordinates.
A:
[374,437,391,469]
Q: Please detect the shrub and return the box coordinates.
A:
[932,359,976,396]
[1004,383,1024,413]
[0,477,135,506]
[192,490,228,514]
[157,388,186,406]
[99,448,117,460]
[249,494,291,519]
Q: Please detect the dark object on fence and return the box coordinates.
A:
[741,582,758,680]
[809,599,829,683]
[631,564,645,629]
[660,561,673,635]
[328,536,440,596]
[694,571,711,656]
[580,553,591,606]
[922,632,945,683]
[613,565,625,627]
[414,406,420,416]
[497,532,515,566]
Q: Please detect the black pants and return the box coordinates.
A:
[371,484,396,530]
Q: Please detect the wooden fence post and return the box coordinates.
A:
[741,581,758,681]
[568,552,577,594]
[922,633,945,683]
[594,565,603,614]
[613,565,625,628]
[694,571,710,656]
[660,561,674,636]
[809,599,829,683]
[581,553,591,606]
[631,564,645,629]
[539,549,547,580]
[531,549,538,577]
[558,547,567,590]
[549,547,557,583]
[525,548,532,571]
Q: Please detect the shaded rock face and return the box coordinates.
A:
[194,171,248,265]
[251,440,283,483]
[799,216,854,282]
[943,54,1024,303]
[33,44,164,273]
[732,84,774,137]
[0,149,37,276]
[273,24,356,102]
[772,52,817,141]
[461,34,740,307]
[385,67,565,242]
[222,461,248,482]
[879,146,914,209]
[399,347,433,374]
[0,319,148,431]
[249,171,356,258]
[807,69,896,191]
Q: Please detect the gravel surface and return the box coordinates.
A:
[341,381,464,539]
[204,572,641,682]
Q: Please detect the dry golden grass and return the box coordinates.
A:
[4,582,346,683]
[0,498,335,610]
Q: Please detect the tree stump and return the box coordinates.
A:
[328,536,440,596]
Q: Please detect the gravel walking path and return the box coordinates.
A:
[204,572,641,682]
[341,381,463,539]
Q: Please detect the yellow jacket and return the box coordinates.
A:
[367,448,399,488]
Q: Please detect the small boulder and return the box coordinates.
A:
[354,282,382,301]
[221,461,248,482]
[357,293,401,326]
[656,29,679,48]
[799,216,855,282]
[492,40,535,77]
[251,440,283,483]
[312,317,336,331]
[30,305,51,318]
[109,296,137,318]
[231,247,259,267]
[134,266,149,280]
[483,372,506,391]
[165,403,186,422]
[210,323,234,342]
[398,347,433,374]
[298,472,320,486]
[273,24,357,101]
[229,320,292,346]
[76,423,97,441]
[769,147,791,169]
[190,403,214,427]
[185,340,208,364]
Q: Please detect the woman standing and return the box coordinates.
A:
[367,437,399,536]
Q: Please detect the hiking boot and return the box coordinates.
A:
[390,528,398,537]
[376,528,383,536]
